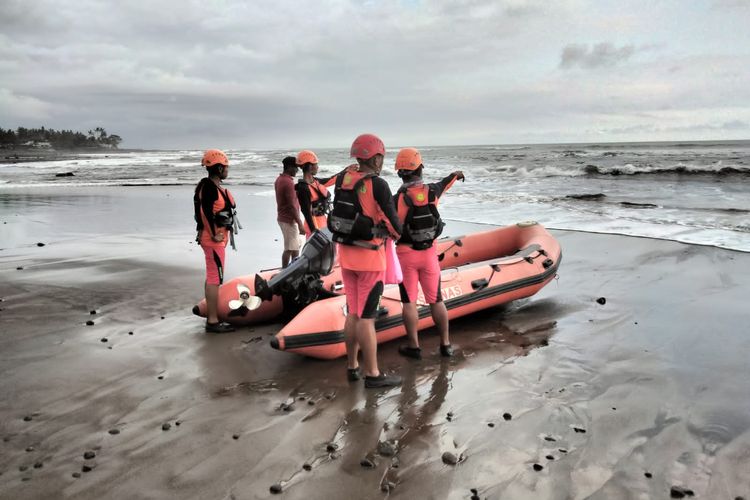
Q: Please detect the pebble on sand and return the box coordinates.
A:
[232,434,239,440]
[37,242,45,247]
[441,452,459,465]
[573,427,587,433]
[533,463,544,471]
[502,413,512,421]
[544,436,556,442]
[82,465,92,473]
[19,465,28,472]
[487,422,495,428]
[670,486,695,498]
[128,331,133,335]
[157,375,164,380]
[162,423,171,431]
[72,472,81,478]
[302,463,312,471]
[100,338,108,343]
[326,443,338,452]
[644,472,652,479]
[23,416,32,422]
[270,483,283,494]
[86,320,95,326]
[307,400,315,406]
[377,441,396,457]
[84,451,96,460]
[596,297,606,305]
[360,458,375,468]
[546,455,554,460]
[16,266,23,270]
[33,462,43,469]
[89,309,96,315]
[108,429,120,435]
[25,446,34,452]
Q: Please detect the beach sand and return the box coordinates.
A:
[1,186,748,499]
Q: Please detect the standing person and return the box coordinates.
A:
[194,149,237,334]
[392,148,465,358]
[328,133,403,388]
[294,150,334,239]
[275,156,306,267]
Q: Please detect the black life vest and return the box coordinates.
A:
[397,184,444,250]
[328,171,379,245]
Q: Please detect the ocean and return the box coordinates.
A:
[1,140,749,252]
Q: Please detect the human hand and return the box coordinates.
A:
[453,171,465,181]
[298,226,306,236]
[212,232,225,242]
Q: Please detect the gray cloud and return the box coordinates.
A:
[559,43,637,69]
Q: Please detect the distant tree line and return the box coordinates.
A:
[0,126,122,149]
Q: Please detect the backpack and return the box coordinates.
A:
[328,172,377,244]
[398,185,444,250]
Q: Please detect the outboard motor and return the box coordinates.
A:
[254,229,336,306]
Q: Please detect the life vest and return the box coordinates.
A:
[194,179,241,249]
[328,169,387,248]
[396,183,444,250]
[308,180,331,216]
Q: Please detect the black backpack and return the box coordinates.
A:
[328,173,376,244]
[398,186,444,250]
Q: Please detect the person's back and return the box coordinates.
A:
[391,147,464,359]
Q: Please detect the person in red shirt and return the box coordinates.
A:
[275,156,306,268]
[194,149,237,333]
[392,148,464,358]
[328,133,403,388]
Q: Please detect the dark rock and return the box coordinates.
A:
[471,496,480,500]
[162,423,171,431]
[470,489,478,495]
[128,331,133,335]
[269,483,283,494]
[670,486,694,498]
[441,451,459,465]
[89,309,96,315]
[84,451,95,460]
[596,297,606,305]
[82,465,93,472]
[329,452,340,460]
[175,421,180,426]
[37,242,46,247]
[503,413,512,421]
[533,463,543,471]
[544,436,556,442]
[559,449,568,453]
[487,422,495,428]
[307,400,315,405]
[612,407,617,410]
[360,458,375,468]
[377,441,396,457]
[546,455,554,460]
[86,320,94,326]
[160,316,165,320]
[17,266,24,270]
[302,463,312,471]
[233,434,239,440]
[25,446,34,452]
[644,472,652,478]
[19,465,28,472]
[573,427,586,433]
[107,346,112,350]
[33,462,43,469]
[108,429,120,435]
[23,416,32,422]
[326,443,338,452]
[55,172,75,177]
[100,338,107,343]
[157,375,164,380]
[72,472,81,478]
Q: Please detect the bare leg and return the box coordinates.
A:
[205,283,220,324]
[357,318,380,377]
[344,313,360,369]
[282,250,291,268]
[402,302,420,348]
[430,302,450,346]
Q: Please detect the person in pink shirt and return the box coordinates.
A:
[275,156,306,268]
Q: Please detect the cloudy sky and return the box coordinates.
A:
[1,0,749,149]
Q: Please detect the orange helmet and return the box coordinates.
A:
[395,147,422,171]
[350,133,385,160]
[201,149,228,168]
[296,150,318,165]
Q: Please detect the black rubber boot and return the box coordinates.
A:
[440,344,454,357]
[206,322,235,334]
[347,367,361,382]
[364,373,402,388]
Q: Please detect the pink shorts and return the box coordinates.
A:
[341,268,384,319]
[202,245,225,285]
[397,245,442,304]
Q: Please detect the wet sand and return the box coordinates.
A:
[1,186,749,499]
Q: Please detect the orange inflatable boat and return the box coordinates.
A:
[270,222,561,359]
